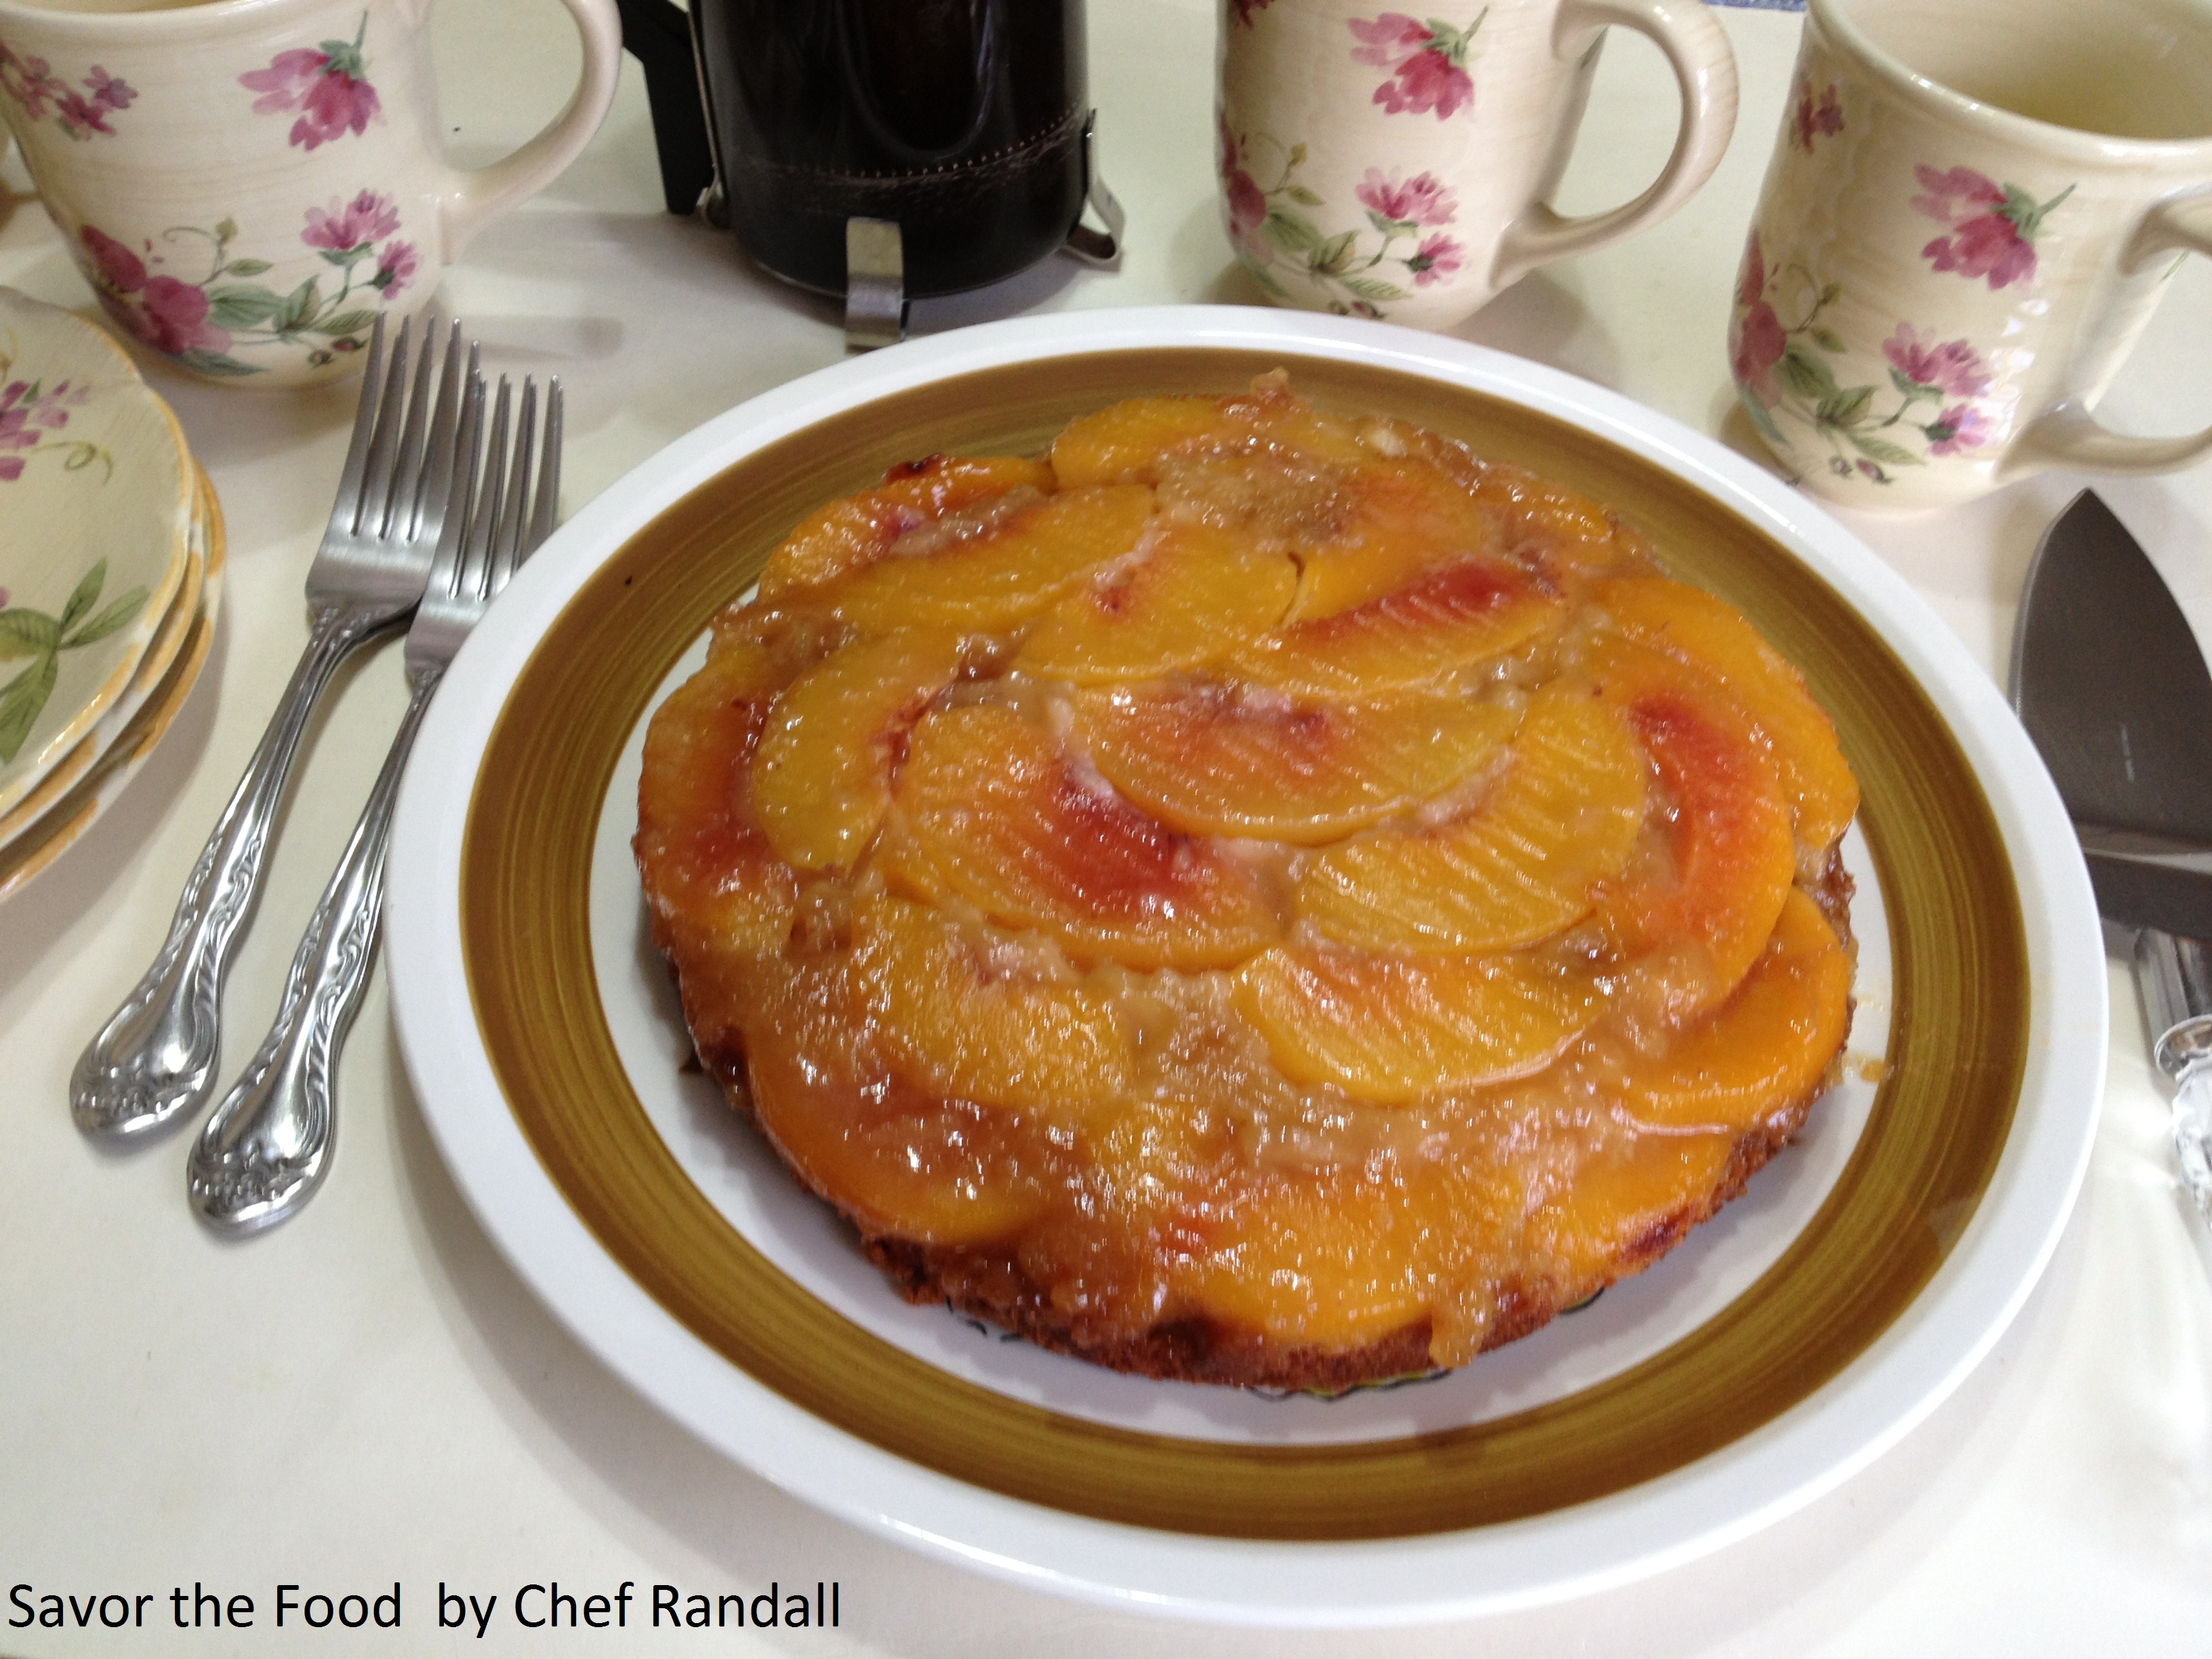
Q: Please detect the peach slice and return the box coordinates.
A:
[750,629,965,872]
[1050,395,1256,485]
[1187,1169,1439,1350]
[758,453,1056,598]
[828,483,1155,633]
[851,893,1139,1120]
[882,704,1282,970]
[634,640,797,963]
[1615,887,1851,1132]
[1234,946,1603,1102]
[1054,384,1499,621]
[1528,1129,1741,1290]
[1011,520,1298,684]
[1048,382,1374,487]
[1072,682,1519,845]
[1296,676,1647,951]
[1469,459,1651,586]
[1586,633,1796,1014]
[743,966,1048,1245]
[1592,575,1859,855]
[1282,457,1504,622]
[1235,555,1567,697]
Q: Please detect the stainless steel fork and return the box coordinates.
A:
[72,315,473,1141]
[186,371,563,1233]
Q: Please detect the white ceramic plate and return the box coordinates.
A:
[385,307,2105,1625]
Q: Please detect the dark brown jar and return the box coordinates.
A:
[684,0,1090,299]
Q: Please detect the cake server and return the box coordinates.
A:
[2012,488,2212,1223]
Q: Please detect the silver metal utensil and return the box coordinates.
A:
[2013,488,2212,1225]
[71,316,472,1141]
[186,372,563,1232]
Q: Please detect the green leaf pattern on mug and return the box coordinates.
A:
[1219,123,1467,320]
[1729,231,2005,486]
[0,558,148,764]
[77,192,416,376]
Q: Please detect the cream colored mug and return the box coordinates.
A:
[0,0,621,387]
[1732,0,2212,509]
[1217,0,1738,329]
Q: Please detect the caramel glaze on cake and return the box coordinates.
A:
[635,375,1861,1391]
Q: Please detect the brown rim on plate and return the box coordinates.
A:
[458,349,2026,1540]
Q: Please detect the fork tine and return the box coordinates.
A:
[409,327,474,554]
[465,377,515,604]
[348,313,415,540]
[424,370,489,611]
[525,380,562,558]
[328,314,388,535]
[377,317,441,541]
[489,379,538,593]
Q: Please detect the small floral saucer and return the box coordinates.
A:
[0,462,223,901]
[0,285,195,817]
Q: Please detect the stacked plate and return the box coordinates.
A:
[0,286,224,903]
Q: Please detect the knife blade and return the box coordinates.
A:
[2013,489,2212,1225]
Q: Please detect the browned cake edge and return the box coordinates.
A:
[686,852,1858,1394]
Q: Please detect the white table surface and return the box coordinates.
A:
[5,2,2212,1652]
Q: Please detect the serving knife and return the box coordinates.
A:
[2013,489,2212,1223]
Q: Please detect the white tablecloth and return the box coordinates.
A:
[5,2,2211,1652]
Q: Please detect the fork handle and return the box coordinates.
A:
[186,668,440,1231]
[70,605,393,1141]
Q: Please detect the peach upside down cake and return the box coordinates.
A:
[634,376,1859,1391]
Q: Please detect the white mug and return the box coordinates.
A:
[1732,0,2212,509]
[1217,0,1738,329]
[0,0,621,387]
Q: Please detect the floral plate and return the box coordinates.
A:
[0,285,194,818]
[0,464,222,902]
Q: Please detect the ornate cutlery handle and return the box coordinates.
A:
[2139,928,2212,1227]
[70,606,387,1140]
[187,671,438,1232]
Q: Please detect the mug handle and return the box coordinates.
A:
[439,0,626,258]
[1490,0,1738,291]
[2006,191,2212,476]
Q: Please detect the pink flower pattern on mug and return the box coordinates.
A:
[1353,167,1456,227]
[1221,139,1465,318]
[239,14,381,150]
[1347,11,1484,120]
[1925,403,1994,457]
[0,42,135,140]
[1218,112,1271,262]
[304,190,401,251]
[1881,323,1991,398]
[1911,164,2072,291]
[1729,232,2001,485]
[80,226,236,362]
[1728,232,1788,403]
[1788,75,1841,152]
[75,192,411,377]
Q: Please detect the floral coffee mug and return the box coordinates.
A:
[0,0,621,387]
[1218,0,1738,329]
[1732,0,2212,508]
